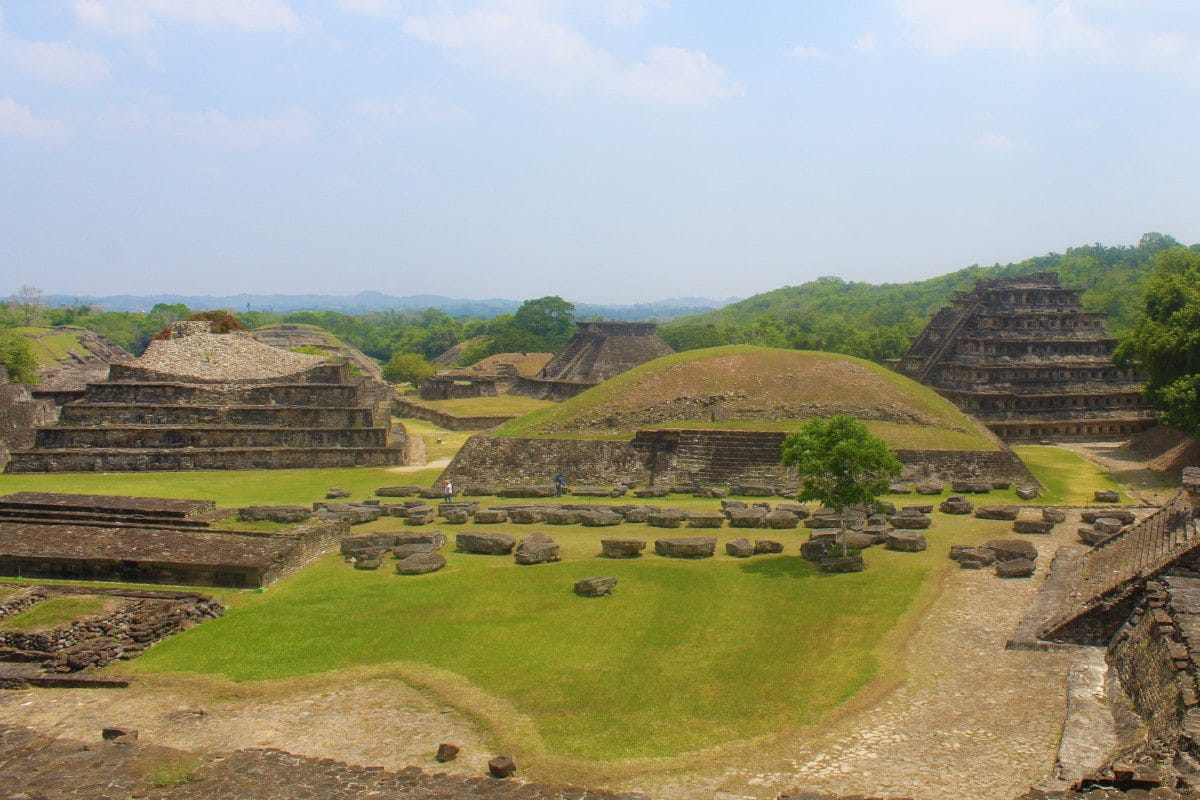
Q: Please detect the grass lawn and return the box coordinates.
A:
[0,466,439,507]
[1012,445,1130,504]
[117,512,1017,764]
[12,326,91,368]
[421,396,555,417]
[398,418,475,463]
[0,595,111,631]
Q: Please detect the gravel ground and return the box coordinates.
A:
[136,331,327,381]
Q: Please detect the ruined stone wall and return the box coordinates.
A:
[393,398,514,431]
[509,375,594,401]
[438,430,1037,489]
[1108,580,1200,752]
[0,381,57,470]
[438,434,654,487]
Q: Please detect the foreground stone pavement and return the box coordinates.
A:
[0,723,648,800]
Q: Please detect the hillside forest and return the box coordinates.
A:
[3,232,1197,381]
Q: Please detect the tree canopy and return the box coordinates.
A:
[1116,247,1200,436]
[0,330,38,384]
[781,415,902,514]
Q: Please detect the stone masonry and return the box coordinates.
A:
[514,321,674,400]
[6,323,406,472]
[893,272,1156,441]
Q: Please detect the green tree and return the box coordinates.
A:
[511,296,575,346]
[781,415,902,556]
[0,330,38,383]
[383,353,436,385]
[1115,247,1200,435]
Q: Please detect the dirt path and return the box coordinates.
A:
[1058,440,1176,505]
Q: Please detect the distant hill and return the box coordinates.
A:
[40,291,731,321]
[661,233,1198,362]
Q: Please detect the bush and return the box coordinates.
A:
[0,331,38,383]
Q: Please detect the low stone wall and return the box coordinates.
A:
[510,376,595,401]
[438,434,653,487]
[8,445,403,472]
[392,398,514,431]
[438,430,1039,489]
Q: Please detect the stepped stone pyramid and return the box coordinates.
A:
[6,322,406,472]
[1039,468,1200,644]
[893,272,1156,440]
[538,322,674,384]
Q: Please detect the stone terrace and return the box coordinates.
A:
[7,324,406,472]
[1040,487,1200,643]
[0,518,346,588]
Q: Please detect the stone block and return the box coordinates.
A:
[647,512,685,528]
[376,486,420,497]
[1081,509,1136,525]
[1015,485,1040,500]
[763,510,799,530]
[727,509,765,529]
[396,553,446,575]
[1013,511,1053,534]
[488,755,517,778]
[1094,489,1120,503]
[889,483,913,494]
[996,558,1035,578]
[620,507,650,523]
[238,505,312,523]
[455,532,515,555]
[326,487,352,499]
[686,513,726,529]
[973,505,1019,521]
[884,531,927,552]
[949,545,996,568]
[951,480,992,494]
[472,509,508,524]
[600,538,646,558]
[543,510,581,525]
[461,483,496,497]
[574,576,617,596]
[888,512,932,529]
[901,504,933,514]
[982,539,1037,562]
[915,482,944,495]
[754,539,784,554]
[508,508,545,524]
[633,487,669,498]
[101,727,138,742]
[775,502,810,519]
[514,532,559,565]
[436,743,460,762]
[654,537,717,558]
[441,510,470,524]
[1093,517,1125,535]
[580,511,623,527]
[820,555,864,573]
[725,537,754,558]
[1041,507,1066,524]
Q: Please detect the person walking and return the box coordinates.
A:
[443,479,454,502]
[554,473,566,497]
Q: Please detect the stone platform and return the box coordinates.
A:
[6,323,406,473]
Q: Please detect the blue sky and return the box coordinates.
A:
[2,1,1198,303]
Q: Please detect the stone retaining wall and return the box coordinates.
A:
[393,398,514,431]
[438,430,1039,489]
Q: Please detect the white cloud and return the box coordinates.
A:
[74,0,302,35]
[165,107,312,147]
[975,131,1032,152]
[786,45,830,61]
[0,97,66,143]
[402,5,739,104]
[892,0,1041,54]
[853,31,880,52]
[0,8,111,86]
[352,94,468,123]
[891,0,1198,82]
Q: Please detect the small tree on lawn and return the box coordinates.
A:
[781,415,902,558]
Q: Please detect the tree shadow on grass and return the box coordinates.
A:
[738,556,832,579]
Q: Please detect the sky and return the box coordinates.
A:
[1,1,1199,304]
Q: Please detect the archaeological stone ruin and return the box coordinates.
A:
[514,321,674,400]
[5,321,406,472]
[893,272,1156,440]
[0,491,347,587]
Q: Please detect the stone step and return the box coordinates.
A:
[59,404,378,428]
[35,425,391,449]
[6,445,404,472]
[83,382,366,407]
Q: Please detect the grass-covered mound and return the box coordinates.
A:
[497,345,997,451]
[12,326,108,368]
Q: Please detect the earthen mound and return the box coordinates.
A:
[496,345,997,449]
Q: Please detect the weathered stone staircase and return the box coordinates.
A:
[636,429,792,486]
[7,363,405,472]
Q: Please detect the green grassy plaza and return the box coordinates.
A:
[0,444,1125,767]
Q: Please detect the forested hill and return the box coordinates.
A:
[659,233,1197,363]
